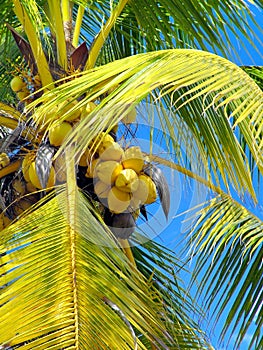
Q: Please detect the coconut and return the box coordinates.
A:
[49,121,72,147]
[99,142,124,161]
[94,181,111,199]
[96,160,123,185]
[81,101,97,119]
[10,76,25,92]
[133,174,157,204]
[122,146,144,173]
[22,153,34,182]
[115,168,139,193]
[108,186,131,213]
[28,162,56,189]
[79,149,91,167]
[60,100,81,122]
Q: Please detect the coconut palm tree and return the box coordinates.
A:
[0,1,262,349]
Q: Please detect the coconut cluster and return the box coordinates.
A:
[0,152,40,229]
[2,75,161,238]
[10,75,41,103]
[84,133,157,215]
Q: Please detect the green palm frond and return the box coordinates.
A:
[242,66,263,90]
[32,49,263,200]
[1,1,262,77]
[186,193,263,350]
[72,0,263,67]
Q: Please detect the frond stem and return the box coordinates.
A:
[146,154,225,196]
[65,148,79,346]
[61,0,73,45]
[72,5,85,47]
[85,0,129,69]
[13,0,54,88]
[103,296,138,350]
[47,0,68,70]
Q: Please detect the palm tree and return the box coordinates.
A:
[0,1,262,349]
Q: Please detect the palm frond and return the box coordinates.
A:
[242,66,263,90]
[186,193,263,350]
[107,0,262,59]
[32,49,263,200]
[0,181,211,349]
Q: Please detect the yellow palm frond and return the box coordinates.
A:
[0,181,208,348]
[33,49,263,200]
[12,0,53,87]
[47,0,67,69]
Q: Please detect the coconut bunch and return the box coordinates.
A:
[76,132,170,239]
[2,23,168,239]
[10,74,42,103]
[0,153,40,228]
[0,97,169,239]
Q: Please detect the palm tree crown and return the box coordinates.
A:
[0,1,262,349]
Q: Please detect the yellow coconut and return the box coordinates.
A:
[0,153,10,169]
[115,168,139,193]
[122,107,137,124]
[96,160,123,185]
[22,153,34,182]
[122,146,144,174]
[60,100,81,122]
[108,186,131,213]
[99,141,124,161]
[81,101,97,119]
[96,133,114,147]
[17,90,29,101]
[28,162,56,189]
[10,76,25,92]
[94,181,111,199]
[133,174,157,204]
[49,121,72,147]
[89,132,115,154]
[130,196,142,211]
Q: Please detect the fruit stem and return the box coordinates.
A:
[0,160,21,179]
[118,239,137,269]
